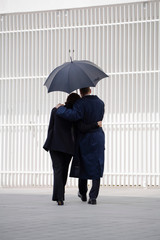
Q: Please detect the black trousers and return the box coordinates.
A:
[78,178,100,199]
[50,150,72,201]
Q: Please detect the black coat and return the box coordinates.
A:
[43,107,75,155]
[43,107,99,156]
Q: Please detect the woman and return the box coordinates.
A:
[43,93,101,205]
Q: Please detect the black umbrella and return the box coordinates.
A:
[44,59,109,94]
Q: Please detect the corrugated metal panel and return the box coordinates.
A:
[0,1,160,187]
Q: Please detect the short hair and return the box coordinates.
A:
[65,93,80,108]
[80,87,90,96]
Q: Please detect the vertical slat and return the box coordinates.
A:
[20,16,24,186]
[4,16,7,82]
[1,17,4,78]
[127,5,130,185]
[158,2,160,186]
[0,26,2,185]
[153,3,156,186]
[82,9,85,60]
[106,7,109,75]
[24,26,27,186]
[37,77,41,186]
[115,6,118,185]
[94,8,97,64]
[8,17,11,183]
[8,16,11,78]
[0,124,3,187]
[119,6,122,74]
[149,3,152,185]
[118,75,121,186]
[98,8,101,67]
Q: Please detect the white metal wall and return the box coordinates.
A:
[0,1,160,187]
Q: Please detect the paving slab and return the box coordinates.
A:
[0,187,160,240]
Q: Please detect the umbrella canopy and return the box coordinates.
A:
[44,60,109,94]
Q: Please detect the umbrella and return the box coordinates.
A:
[44,59,109,94]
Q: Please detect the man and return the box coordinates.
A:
[56,87,105,205]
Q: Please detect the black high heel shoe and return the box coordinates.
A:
[57,200,64,205]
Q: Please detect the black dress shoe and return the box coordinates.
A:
[57,200,64,205]
[88,199,97,205]
[78,192,87,202]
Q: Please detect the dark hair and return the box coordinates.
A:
[80,87,90,96]
[65,93,80,108]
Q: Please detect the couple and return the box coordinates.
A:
[43,87,105,205]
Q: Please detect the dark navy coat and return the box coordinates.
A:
[57,95,105,179]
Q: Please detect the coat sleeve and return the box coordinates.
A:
[43,108,56,151]
[56,100,84,121]
[77,121,99,133]
[48,108,56,132]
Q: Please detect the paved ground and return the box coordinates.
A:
[0,187,160,240]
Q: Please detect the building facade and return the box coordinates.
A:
[0,1,160,187]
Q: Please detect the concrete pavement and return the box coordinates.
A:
[0,187,160,240]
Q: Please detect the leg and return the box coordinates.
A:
[50,151,71,202]
[62,153,72,198]
[89,179,100,203]
[78,179,88,201]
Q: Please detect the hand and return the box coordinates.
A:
[56,103,64,108]
[97,121,102,127]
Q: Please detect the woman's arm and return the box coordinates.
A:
[48,108,57,132]
[77,120,102,133]
[43,108,56,151]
